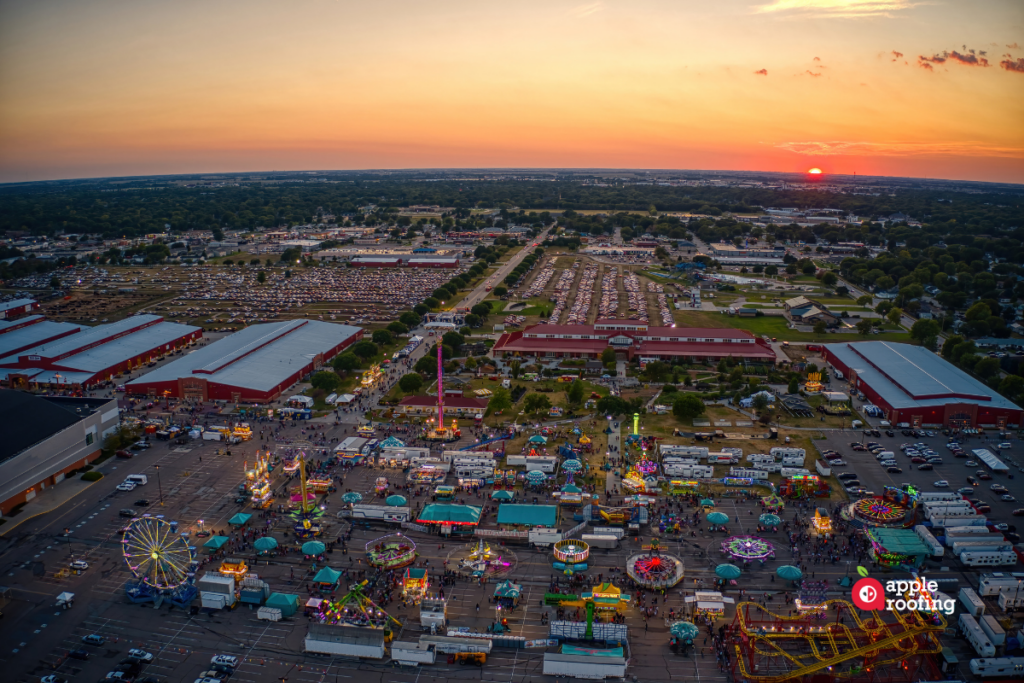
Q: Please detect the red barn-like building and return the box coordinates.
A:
[125,319,362,403]
[824,341,1022,430]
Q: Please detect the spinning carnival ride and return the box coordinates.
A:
[553,539,590,572]
[122,517,197,605]
[448,540,516,578]
[316,580,401,632]
[722,536,775,564]
[365,534,417,570]
[424,343,461,441]
[626,538,684,589]
[730,600,945,683]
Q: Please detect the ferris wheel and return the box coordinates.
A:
[121,517,195,590]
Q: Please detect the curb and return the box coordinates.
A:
[0,479,100,537]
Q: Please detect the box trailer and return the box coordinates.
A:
[815,460,831,477]
[953,538,1012,555]
[341,504,410,524]
[660,444,708,459]
[591,527,625,539]
[980,615,1006,647]
[948,526,999,539]
[970,658,1024,679]
[257,607,282,622]
[581,534,619,549]
[542,653,627,679]
[392,641,436,666]
[917,492,965,503]
[960,613,997,657]
[770,447,806,459]
[728,467,769,480]
[201,593,232,609]
[305,624,386,659]
[960,587,986,616]
[197,573,235,595]
[931,515,988,528]
[998,592,1024,610]
[419,635,492,654]
[420,598,447,629]
[961,551,1018,568]
[780,467,810,477]
[663,463,712,478]
[202,430,222,441]
[529,528,563,547]
[707,453,739,464]
[978,573,1024,596]
[782,454,807,466]
[913,526,944,558]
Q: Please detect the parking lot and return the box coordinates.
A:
[817,430,1023,523]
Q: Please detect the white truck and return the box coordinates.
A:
[529,528,562,547]
[257,607,282,622]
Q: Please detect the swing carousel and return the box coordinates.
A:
[423,344,461,441]
[447,539,517,578]
[288,450,325,539]
[365,534,417,570]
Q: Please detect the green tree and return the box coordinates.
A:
[601,347,617,365]
[596,395,629,416]
[524,393,552,414]
[387,321,408,336]
[998,375,1024,402]
[332,353,360,372]
[423,297,440,309]
[441,331,465,350]
[856,319,874,335]
[752,393,770,413]
[352,340,378,359]
[257,270,267,284]
[398,373,423,393]
[856,294,873,307]
[371,329,392,346]
[764,265,778,277]
[886,307,903,327]
[813,321,827,335]
[464,313,481,328]
[489,387,512,414]
[509,359,522,379]
[470,303,491,318]
[414,354,435,376]
[399,311,421,327]
[974,358,1000,380]
[672,393,706,420]
[821,272,838,287]
[49,276,61,289]
[909,319,940,349]
[788,377,800,394]
[494,285,508,297]
[941,335,964,360]
[310,370,340,393]
[566,380,585,405]
[644,361,671,383]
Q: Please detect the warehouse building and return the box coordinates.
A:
[348,255,461,268]
[0,314,202,389]
[0,298,40,320]
[0,390,119,515]
[824,341,1023,430]
[125,319,362,403]
[493,321,776,364]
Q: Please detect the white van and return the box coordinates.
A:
[125,474,148,486]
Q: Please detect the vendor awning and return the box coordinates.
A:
[313,566,342,584]
[203,536,229,549]
[228,513,251,526]
[418,503,483,525]
[497,504,557,527]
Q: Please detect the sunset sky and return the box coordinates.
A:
[1,0,1022,183]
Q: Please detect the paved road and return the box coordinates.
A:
[458,234,547,313]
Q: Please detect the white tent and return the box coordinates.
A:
[822,391,849,403]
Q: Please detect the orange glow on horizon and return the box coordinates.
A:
[808,168,823,174]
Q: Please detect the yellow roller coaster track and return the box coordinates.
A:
[732,600,945,683]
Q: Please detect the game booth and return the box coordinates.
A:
[779,474,830,499]
[402,567,428,600]
[865,528,931,569]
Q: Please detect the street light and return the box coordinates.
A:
[155,465,164,506]
[64,527,73,557]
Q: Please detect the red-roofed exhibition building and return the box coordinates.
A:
[824,341,1022,430]
[493,320,776,363]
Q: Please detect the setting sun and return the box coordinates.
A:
[807,168,823,174]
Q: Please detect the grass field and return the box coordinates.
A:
[671,309,911,343]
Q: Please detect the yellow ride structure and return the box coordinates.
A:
[730,599,945,683]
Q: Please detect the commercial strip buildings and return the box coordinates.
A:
[493,320,776,364]
[0,391,118,515]
[347,255,461,268]
[0,314,202,389]
[704,243,786,266]
[125,319,362,403]
[824,341,1023,430]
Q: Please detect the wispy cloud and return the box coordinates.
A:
[805,70,823,77]
[753,0,921,18]
[1008,42,1020,50]
[754,69,769,75]
[775,140,1024,157]
[1001,56,1024,73]
[891,50,903,61]
[918,48,992,70]
[569,2,602,18]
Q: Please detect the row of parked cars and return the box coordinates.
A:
[54,639,239,683]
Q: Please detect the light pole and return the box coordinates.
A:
[64,527,73,557]
[156,465,164,506]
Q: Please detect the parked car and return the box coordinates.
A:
[957,487,974,495]
[887,467,903,473]
[67,649,90,661]
[211,656,239,668]
[116,482,136,492]
[134,499,150,507]
[119,509,137,518]
[116,450,134,459]
[933,480,949,488]
[917,464,934,470]
[70,560,89,570]
[838,473,859,480]
[1001,495,1017,502]
[82,634,105,645]
[127,649,154,662]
